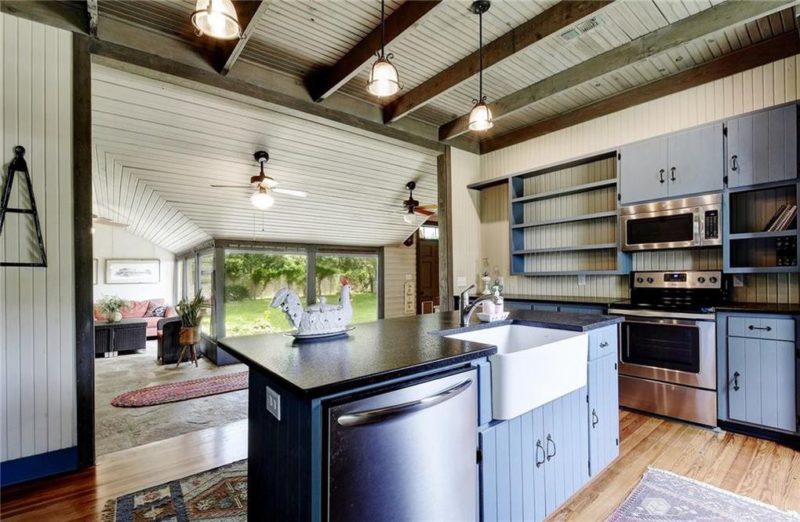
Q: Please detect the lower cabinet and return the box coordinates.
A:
[588,353,619,476]
[479,387,589,522]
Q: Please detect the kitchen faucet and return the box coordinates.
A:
[459,284,501,327]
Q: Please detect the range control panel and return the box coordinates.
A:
[633,270,722,289]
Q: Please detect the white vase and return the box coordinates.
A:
[108,311,122,323]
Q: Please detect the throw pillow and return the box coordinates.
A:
[149,305,167,318]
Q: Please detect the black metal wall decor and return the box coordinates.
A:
[0,146,48,267]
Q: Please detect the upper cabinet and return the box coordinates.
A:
[726,104,798,188]
[619,123,724,205]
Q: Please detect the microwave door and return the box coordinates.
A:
[623,211,696,251]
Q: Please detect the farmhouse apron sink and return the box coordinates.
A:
[443,325,588,420]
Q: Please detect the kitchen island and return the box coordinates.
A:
[219,310,621,521]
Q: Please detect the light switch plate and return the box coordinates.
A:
[266,386,281,421]
[732,275,744,288]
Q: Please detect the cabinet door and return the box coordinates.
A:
[728,337,796,432]
[588,354,619,476]
[728,105,798,187]
[619,138,669,204]
[727,114,755,187]
[667,123,724,197]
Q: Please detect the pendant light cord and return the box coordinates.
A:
[380,0,386,57]
[479,8,483,101]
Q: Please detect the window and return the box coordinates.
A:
[176,259,185,301]
[419,225,439,240]
[186,256,197,298]
[316,254,378,324]
[223,250,308,336]
[199,252,214,336]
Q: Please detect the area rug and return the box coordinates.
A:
[101,460,247,521]
[111,371,248,407]
[608,467,800,521]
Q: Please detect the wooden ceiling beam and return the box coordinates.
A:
[440,0,797,141]
[306,0,441,102]
[215,0,270,75]
[481,30,800,154]
[86,0,98,37]
[383,0,611,124]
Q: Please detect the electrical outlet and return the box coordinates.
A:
[733,275,744,288]
[266,386,281,421]
[577,274,587,286]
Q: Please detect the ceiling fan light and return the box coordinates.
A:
[367,57,400,97]
[192,0,241,40]
[403,212,417,225]
[251,189,275,210]
[469,101,494,131]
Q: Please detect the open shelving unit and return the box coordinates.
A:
[508,151,631,276]
[724,178,798,273]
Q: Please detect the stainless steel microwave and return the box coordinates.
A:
[620,194,722,251]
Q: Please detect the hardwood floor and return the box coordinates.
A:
[1,412,798,521]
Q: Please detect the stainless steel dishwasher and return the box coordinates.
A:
[325,368,478,522]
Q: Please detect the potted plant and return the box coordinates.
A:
[96,295,129,323]
[176,292,205,345]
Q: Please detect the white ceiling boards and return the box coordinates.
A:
[91,64,438,253]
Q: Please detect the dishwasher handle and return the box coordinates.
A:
[337,378,473,427]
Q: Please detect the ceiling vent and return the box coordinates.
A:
[561,17,600,41]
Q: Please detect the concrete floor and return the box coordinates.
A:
[94,341,248,456]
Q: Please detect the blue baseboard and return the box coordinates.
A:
[1,447,79,487]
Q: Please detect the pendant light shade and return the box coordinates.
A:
[469,100,493,131]
[251,187,275,210]
[469,1,492,132]
[192,0,241,40]
[367,0,401,98]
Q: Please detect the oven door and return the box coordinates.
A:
[615,313,716,390]
[621,208,698,251]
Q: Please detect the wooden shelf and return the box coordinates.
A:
[467,176,509,191]
[513,270,629,276]
[512,210,617,229]
[725,265,798,274]
[727,178,799,193]
[513,243,617,255]
[511,179,617,204]
[729,230,797,240]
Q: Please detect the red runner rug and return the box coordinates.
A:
[111,371,248,407]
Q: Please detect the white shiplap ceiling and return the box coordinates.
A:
[91,63,438,253]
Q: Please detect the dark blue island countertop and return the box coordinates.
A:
[218,310,622,398]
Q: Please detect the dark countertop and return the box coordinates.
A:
[716,302,800,315]
[218,310,621,399]
[456,293,624,306]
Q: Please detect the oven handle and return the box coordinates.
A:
[620,319,702,328]
[608,308,715,321]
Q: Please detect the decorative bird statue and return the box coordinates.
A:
[271,276,353,337]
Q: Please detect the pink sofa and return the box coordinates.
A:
[94,298,177,338]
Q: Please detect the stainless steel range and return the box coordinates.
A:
[608,270,728,427]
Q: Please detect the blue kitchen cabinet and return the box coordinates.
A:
[726,316,796,433]
[480,387,589,522]
[588,353,619,476]
[619,123,723,204]
[726,104,798,188]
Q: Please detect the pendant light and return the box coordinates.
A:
[191,0,242,40]
[468,1,493,132]
[367,0,400,97]
[251,186,275,210]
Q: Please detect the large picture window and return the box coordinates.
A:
[316,254,378,324]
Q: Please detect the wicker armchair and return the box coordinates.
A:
[156,317,183,365]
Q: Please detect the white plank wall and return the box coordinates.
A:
[0,13,76,462]
[450,148,483,291]
[383,242,416,319]
[469,55,800,303]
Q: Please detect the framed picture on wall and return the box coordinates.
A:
[93,259,98,285]
[106,259,160,284]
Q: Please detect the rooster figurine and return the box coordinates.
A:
[271,276,353,337]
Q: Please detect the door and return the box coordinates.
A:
[727,338,796,432]
[416,238,439,313]
[667,123,724,197]
[326,369,477,521]
[619,137,669,204]
[588,354,619,476]
[727,105,798,187]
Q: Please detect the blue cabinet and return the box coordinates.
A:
[479,387,589,522]
[588,354,619,475]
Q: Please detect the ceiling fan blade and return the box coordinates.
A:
[273,188,307,198]
[415,208,435,216]
[210,184,252,189]
[417,204,438,210]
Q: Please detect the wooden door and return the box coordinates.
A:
[667,123,724,197]
[619,137,669,204]
[416,238,439,314]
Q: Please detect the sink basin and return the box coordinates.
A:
[444,325,588,420]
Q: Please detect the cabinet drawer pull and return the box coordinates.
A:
[591,408,599,428]
[658,169,665,184]
[535,439,545,468]
[670,167,676,182]
[546,434,556,461]
[733,371,740,392]
[730,154,739,172]
[748,325,772,332]
[599,341,609,348]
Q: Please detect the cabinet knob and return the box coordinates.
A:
[733,371,740,392]
[730,155,739,172]
[599,341,609,348]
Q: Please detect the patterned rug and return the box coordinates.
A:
[101,460,247,521]
[111,372,248,407]
[608,467,800,521]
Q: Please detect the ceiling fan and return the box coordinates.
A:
[398,181,436,224]
[210,151,307,210]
